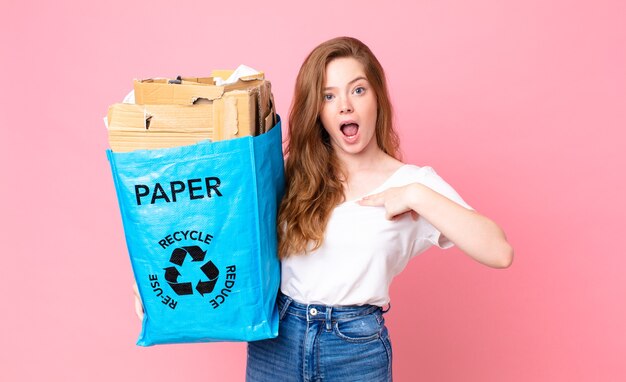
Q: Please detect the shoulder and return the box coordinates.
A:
[394,164,439,181]
[397,164,473,209]
[391,165,458,193]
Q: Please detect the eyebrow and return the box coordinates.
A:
[324,76,368,91]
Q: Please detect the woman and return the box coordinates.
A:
[245,37,513,381]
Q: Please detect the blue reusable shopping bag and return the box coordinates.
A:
[107,121,284,346]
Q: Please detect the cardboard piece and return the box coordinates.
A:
[134,71,274,132]
[107,103,215,152]
[107,70,276,152]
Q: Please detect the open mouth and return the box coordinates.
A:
[340,122,359,138]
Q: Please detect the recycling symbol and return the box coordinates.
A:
[163,246,219,296]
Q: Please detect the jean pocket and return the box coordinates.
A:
[333,313,382,343]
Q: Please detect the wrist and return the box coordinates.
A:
[407,183,427,211]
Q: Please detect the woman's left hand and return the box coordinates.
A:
[358,184,419,221]
[359,182,514,268]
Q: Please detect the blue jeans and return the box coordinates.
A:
[246,292,393,381]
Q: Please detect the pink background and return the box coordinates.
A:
[1,0,624,380]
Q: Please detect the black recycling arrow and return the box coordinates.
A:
[200,261,219,280]
[185,246,207,262]
[196,280,217,296]
[164,266,181,283]
[169,281,193,295]
[169,248,187,266]
[169,245,206,265]
[164,266,192,295]
[195,261,220,296]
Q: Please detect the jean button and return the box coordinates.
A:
[309,308,318,316]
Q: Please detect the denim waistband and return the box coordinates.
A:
[277,291,381,322]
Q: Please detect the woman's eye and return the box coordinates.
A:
[354,86,365,95]
[324,94,334,101]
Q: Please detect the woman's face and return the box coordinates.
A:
[320,57,379,160]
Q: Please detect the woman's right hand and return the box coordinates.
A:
[133,283,144,321]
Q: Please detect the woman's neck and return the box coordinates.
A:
[336,146,391,175]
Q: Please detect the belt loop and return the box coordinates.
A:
[279,295,293,320]
[381,303,391,314]
[306,304,313,322]
[325,307,333,330]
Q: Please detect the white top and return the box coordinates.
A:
[280,165,472,306]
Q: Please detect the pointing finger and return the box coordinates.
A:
[358,193,384,206]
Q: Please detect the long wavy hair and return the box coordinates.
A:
[278,36,401,259]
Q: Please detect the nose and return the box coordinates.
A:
[339,97,353,114]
